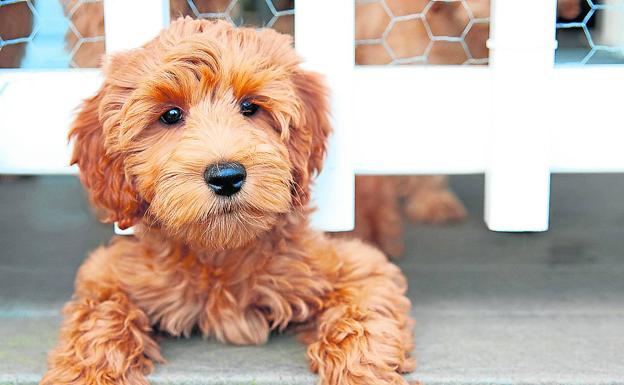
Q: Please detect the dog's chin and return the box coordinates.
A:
[158,208,281,251]
[146,173,293,250]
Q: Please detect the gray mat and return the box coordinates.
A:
[1,174,623,384]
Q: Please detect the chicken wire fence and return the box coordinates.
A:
[556,0,624,65]
[0,0,294,69]
[173,0,294,35]
[0,0,105,68]
[353,0,624,66]
[2,0,492,68]
[3,0,624,68]
[354,0,491,65]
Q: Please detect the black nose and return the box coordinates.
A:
[204,162,246,197]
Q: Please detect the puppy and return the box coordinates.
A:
[350,0,480,256]
[41,18,414,385]
[341,175,466,257]
[58,0,467,259]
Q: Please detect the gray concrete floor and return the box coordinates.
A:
[1,175,623,384]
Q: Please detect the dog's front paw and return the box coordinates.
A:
[40,365,150,385]
[405,190,467,224]
[307,309,414,385]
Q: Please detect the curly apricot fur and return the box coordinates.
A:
[42,18,414,385]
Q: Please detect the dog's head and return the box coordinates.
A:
[70,18,332,249]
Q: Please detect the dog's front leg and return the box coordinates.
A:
[306,239,415,385]
[41,287,162,385]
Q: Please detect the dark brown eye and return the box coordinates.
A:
[240,100,259,117]
[159,107,183,125]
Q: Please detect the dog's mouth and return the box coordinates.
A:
[214,206,239,216]
[205,200,267,220]
[211,198,247,216]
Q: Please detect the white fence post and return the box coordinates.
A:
[484,0,557,232]
[296,0,355,231]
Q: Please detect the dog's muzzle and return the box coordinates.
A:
[203,162,246,197]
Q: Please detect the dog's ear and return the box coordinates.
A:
[289,70,333,207]
[69,84,143,229]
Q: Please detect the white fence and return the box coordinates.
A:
[0,0,623,232]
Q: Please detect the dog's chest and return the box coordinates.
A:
[118,249,332,344]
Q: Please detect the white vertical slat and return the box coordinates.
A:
[103,0,169,53]
[296,0,355,231]
[484,0,557,232]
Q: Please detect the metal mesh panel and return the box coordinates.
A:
[556,0,624,65]
[0,0,294,69]
[176,0,294,36]
[354,0,491,65]
[0,0,105,68]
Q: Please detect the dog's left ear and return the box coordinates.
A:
[69,81,144,229]
[289,70,333,206]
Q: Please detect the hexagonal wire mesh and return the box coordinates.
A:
[173,0,294,36]
[556,0,624,65]
[63,0,106,68]
[354,0,491,65]
[0,0,105,68]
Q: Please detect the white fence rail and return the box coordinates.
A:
[1,0,623,232]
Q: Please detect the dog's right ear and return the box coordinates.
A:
[287,70,333,207]
[69,82,143,229]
